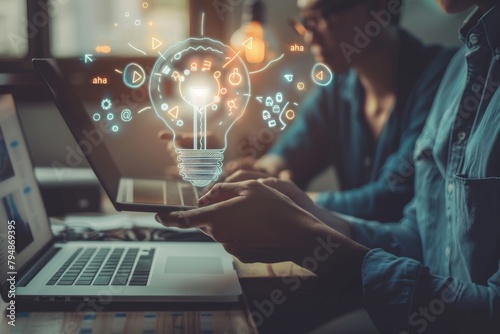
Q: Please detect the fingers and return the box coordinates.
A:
[225,170,271,183]
[257,177,292,194]
[156,194,243,228]
[155,206,215,228]
[197,182,245,207]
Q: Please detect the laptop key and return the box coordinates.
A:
[129,281,148,286]
[111,277,128,285]
[93,276,112,285]
[58,280,76,285]
[75,280,93,285]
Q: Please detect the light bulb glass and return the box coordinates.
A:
[149,38,251,187]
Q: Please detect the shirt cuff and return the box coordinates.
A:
[361,249,423,333]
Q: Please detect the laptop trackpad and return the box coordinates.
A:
[165,256,223,275]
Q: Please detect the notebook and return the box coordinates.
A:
[33,58,205,213]
[0,94,241,304]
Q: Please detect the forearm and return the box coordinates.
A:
[312,206,355,239]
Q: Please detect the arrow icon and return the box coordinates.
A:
[316,71,324,81]
[242,37,253,50]
[152,37,163,50]
[167,106,179,119]
[284,74,294,82]
[132,71,143,84]
[84,54,93,63]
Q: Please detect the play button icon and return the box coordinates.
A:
[316,71,324,81]
[133,71,142,84]
[311,63,333,87]
[123,63,146,89]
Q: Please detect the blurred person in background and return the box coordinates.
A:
[158,0,500,332]
[174,0,455,222]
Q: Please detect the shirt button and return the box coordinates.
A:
[445,247,451,257]
[447,182,454,194]
[469,33,479,45]
[471,83,482,93]
[458,131,467,141]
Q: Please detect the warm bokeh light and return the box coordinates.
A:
[230,21,266,64]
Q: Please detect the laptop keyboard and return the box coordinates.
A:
[46,247,155,287]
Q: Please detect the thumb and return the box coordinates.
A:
[197,182,245,207]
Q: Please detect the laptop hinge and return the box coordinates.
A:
[17,247,61,287]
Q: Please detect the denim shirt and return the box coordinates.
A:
[349,6,500,333]
[269,30,455,222]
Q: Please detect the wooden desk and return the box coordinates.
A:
[0,260,326,334]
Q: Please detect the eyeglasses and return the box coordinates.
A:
[289,0,366,36]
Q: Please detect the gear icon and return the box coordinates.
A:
[101,98,112,111]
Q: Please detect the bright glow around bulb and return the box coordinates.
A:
[149,37,251,187]
[190,87,209,107]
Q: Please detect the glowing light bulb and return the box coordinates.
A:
[189,87,209,150]
[149,38,251,187]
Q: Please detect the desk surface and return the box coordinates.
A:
[0,260,319,334]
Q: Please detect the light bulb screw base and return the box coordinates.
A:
[177,149,225,187]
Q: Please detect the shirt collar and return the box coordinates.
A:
[459,5,500,54]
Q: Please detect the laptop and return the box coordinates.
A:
[0,94,241,304]
[33,58,205,213]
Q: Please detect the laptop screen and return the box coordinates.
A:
[0,95,53,286]
[34,59,200,211]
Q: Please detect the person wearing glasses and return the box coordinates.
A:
[157,0,500,332]
[223,0,456,222]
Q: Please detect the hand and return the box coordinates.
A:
[257,177,354,238]
[224,154,289,178]
[155,180,368,282]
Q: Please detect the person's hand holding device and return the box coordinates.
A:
[155,180,368,286]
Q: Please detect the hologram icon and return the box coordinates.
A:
[150,37,251,187]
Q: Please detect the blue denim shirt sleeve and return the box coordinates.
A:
[349,205,500,333]
[361,249,500,333]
